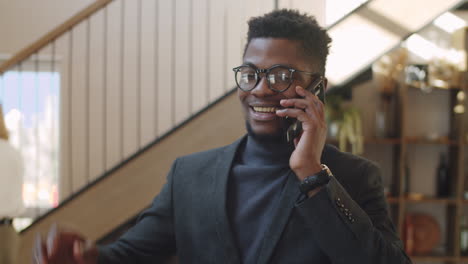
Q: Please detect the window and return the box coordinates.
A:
[0,63,60,230]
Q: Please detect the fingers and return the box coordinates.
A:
[281,86,324,115]
[73,241,85,264]
[276,107,309,122]
[34,224,88,264]
[33,234,48,264]
[73,240,98,264]
[46,223,58,258]
[277,88,324,123]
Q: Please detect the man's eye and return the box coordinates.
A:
[241,73,256,83]
[277,72,291,82]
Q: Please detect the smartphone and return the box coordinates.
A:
[285,76,325,143]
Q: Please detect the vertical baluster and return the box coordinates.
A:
[86,18,91,182]
[119,0,125,160]
[171,0,176,126]
[137,0,142,148]
[0,72,3,103]
[35,52,41,216]
[68,29,74,193]
[205,0,211,104]
[223,0,228,92]
[103,5,108,171]
[17,63,22,144]
[50,40,57,206]
[188,0,193,114]
[17,63,24,210]
[154,0,159,137]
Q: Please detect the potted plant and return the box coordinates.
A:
[325,94,363,154]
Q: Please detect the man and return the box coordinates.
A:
[34,9,411,264]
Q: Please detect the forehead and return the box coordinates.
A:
[243,38,314,71]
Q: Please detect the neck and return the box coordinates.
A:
[241,134,293,166]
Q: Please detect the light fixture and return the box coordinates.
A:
[433,12,466,33]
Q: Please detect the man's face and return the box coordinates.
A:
[238,38,320,137]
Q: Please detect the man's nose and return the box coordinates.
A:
[251,75,275,97]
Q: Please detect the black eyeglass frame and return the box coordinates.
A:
[232,64,321,93]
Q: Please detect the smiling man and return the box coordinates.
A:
[34,9,412,264]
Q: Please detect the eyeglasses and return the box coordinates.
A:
[232,64,319,93]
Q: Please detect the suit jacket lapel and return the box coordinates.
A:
[256,170,301,264]
[212,136,246,264]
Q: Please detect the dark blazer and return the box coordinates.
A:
[99,136,412,264]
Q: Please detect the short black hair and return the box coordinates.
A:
[245,9,332,75]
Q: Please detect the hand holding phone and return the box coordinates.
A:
[275,76,327,181]
[285,76,325,143]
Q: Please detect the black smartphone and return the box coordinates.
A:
[285,76,325,143]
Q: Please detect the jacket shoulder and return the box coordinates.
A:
[324,144,379,172]
[323,144,381,196]
[175,137,243,170]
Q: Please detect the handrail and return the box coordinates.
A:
[0,0,113,75]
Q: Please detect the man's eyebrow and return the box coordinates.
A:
[242,61,256,67]
[241,62,296,69]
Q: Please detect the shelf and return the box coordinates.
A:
[410,255,457,262]
[407,82,459,91]
[365,137,402,145]
[404,136,458,145]
[386,196,457,204]
[326,137,459,146]
[405,197,457,204]
[326,137,401,145]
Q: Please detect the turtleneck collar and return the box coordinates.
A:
[239,135,294,166]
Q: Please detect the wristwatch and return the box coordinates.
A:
[299,164,333,194]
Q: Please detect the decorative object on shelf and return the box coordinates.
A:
[406,213,441,255]
[436,152,451,197]
[428,48,464,89]
[373,48,406,138]
[407,193,424,200]
[325,94,363,154]
[403,155,410,195]
[405,64,431,93]
[453,90,465,114]
[403,214,415,255]
[375,93,398,138]
[461,215,468,255]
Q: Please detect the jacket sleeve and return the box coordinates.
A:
[295,162,412,264]
[97,159,178,264]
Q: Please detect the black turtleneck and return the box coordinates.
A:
[227,136,293,264]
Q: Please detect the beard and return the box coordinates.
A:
[245,120,291,143]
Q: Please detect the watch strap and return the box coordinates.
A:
[299,164,332,194]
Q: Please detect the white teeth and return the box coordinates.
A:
[253,106,278,113]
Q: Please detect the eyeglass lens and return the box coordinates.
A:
[236,66,292,91]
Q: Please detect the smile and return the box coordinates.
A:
[252,106,280,113]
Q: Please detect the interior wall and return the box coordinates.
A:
[0,0,95,56]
